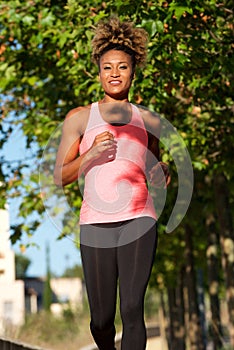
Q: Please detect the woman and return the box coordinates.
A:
[54,16,170,350]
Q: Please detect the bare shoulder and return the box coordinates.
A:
[66,104,91,119]
[137,105,161,137]
[64,104,92,135]
[137,106,161,123]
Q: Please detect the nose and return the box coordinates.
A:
[111,67,120,77]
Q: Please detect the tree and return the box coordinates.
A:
[43,243,52,312]
[62,264,84,279]
[15,253,31,279]
[1,0,234,347]
[184,224,205,350]
[167,268,185,350]
[214,174,234,346]
[206,212,223,350]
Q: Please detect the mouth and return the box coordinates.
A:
[109,80,121,85]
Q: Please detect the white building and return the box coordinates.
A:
[0,209,25,334]
[50,277,84,315]
[0,209,84,326]
[24,276,84,316]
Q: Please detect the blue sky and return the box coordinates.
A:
[15,217,81,277]
[2,121,81,277]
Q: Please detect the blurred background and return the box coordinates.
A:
[0,0,233,349]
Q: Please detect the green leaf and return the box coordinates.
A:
[40,10,55,26]
[168,3,193,20]
[22,15,35,26]
[155,20,164,34]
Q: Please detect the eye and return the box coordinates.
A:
[103,66,111,70]
[120,65,128,69]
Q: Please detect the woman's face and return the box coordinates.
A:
[99,49,134,101]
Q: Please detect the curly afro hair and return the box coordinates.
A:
[91,16,148,68]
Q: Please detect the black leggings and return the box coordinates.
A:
[80,217,158,350]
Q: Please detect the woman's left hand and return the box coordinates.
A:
[148,162,171,188]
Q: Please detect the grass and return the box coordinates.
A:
[5,289,159,350]
[10,304,94,350]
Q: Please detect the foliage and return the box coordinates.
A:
[15,253,31,279]
[18,310,83,349]
[42,243,52,311]
[0,0,234,346]
[0,0,233,239]
[62,263,84,279]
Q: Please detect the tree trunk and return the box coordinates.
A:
[176,268,186,350]
[206,213,223,349]
[167,269,186,350]
[168,287,177,350]
[184,224,206,350]
[214,173,234,347]
[159,291,170,349]
[197,269,207,346]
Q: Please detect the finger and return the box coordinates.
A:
[166,174,171,186]
[101,140,112,146]
[102,140,108,145]
[101,131,114,139]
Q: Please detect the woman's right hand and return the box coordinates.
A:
[87,131,116,161]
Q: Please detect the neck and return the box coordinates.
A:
[101,95,129,104]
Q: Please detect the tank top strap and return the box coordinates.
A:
[130,104,147,133]
[86,102,106,131]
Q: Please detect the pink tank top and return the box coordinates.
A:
[79,102,156,224]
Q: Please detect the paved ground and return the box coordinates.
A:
[146,337,166,350]
[80,336,166,350]
[146,338,216,350]
[81,337,218,350]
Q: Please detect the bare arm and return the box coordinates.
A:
[53,107,87,186]
[141,108,170,187]
[139,108,161,169]
[54,107,115,187]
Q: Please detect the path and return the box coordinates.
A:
[146,337,166,350]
